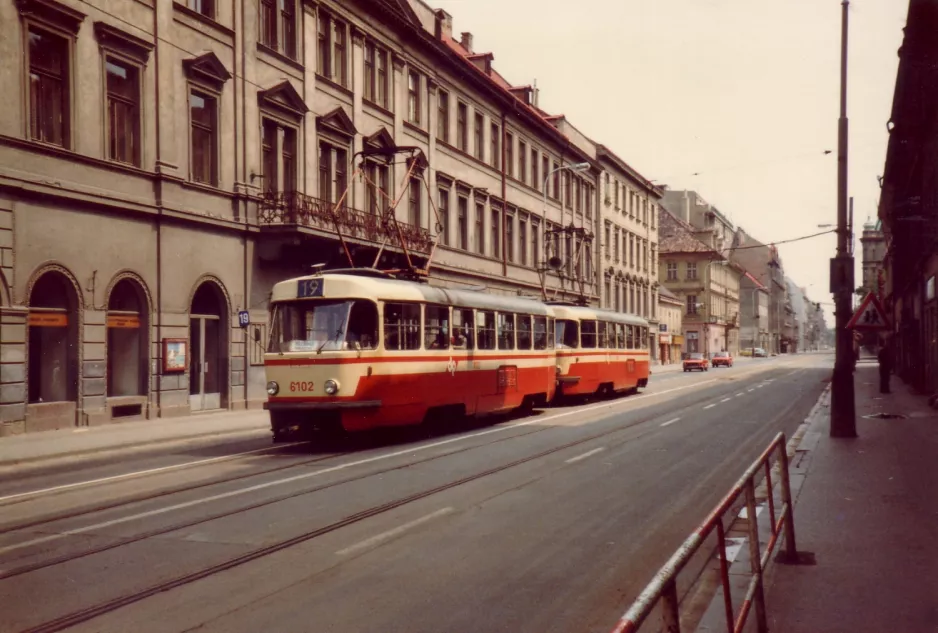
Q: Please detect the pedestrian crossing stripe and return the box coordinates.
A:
[847,292,890,330]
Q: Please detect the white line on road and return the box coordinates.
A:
[736,393,745,397]
[704,404,717,410]
[660,418,681,428]
[565,447,606,463]
[748,389,755,393]
[720,398,732,403]
[0,379,720,556]
[336,507,454,556]
[0,442,307,504]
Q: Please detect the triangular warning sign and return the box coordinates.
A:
[847,292,890,330]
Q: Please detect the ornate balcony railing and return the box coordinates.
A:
[258,190,433,254]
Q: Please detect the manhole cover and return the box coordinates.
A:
[862,413,907,420]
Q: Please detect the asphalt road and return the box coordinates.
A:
[0,354,832,633]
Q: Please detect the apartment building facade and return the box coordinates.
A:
[0,0,609,434]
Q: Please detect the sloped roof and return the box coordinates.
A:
[658,286,682,303]
[659,208,720,255]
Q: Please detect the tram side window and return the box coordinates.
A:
[384,303,421,351]
[497,312,516,350]
[517,315,533,350]
[581,320,597,349]
[453,308,474,349]
[639,327,647,349]
[425,305,450,350]
[627,325,635,350]
[533,316,548,350]
[616,323,625,349]
[557,319,578,349]
[548,317,555,349]
[597,321,606,349]
[477,310,496,350]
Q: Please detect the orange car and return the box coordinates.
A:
[683,353,709,372]
[711,351,734,367]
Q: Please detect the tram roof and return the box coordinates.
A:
[271,273,553,316]
[549,303,650,327]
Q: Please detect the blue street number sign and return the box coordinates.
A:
[238,310,250,328]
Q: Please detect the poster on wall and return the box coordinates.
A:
[162,339,187,373]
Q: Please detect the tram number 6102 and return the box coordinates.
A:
[290,381,315,392]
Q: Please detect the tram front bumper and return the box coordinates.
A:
[264,400,382,411]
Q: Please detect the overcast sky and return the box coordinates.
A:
[432,0,907,324]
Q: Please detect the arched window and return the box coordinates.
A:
[28,271,79,404]
[107,278,149,401]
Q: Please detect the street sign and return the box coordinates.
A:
[238,310,250,328]
[846,292,889,330]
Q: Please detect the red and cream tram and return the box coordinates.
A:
[551,303,651,398]
[263,271,558,440]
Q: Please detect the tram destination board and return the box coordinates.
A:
[298,278,324,298]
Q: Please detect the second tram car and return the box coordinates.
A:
[551,303,651,398]
[263,272,557,439]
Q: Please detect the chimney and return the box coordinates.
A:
[434,9,453,40]
[460,31,473,53]
[681,190,691,224]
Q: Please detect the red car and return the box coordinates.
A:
[683,353,709,372]
[712,351,734,367]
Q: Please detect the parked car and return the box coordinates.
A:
[712,351,733,367]
[683,353,709,372]
[752,348,768,358]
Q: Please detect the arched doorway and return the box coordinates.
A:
[28,270,80,410]
[190,281,229,411]
[107,278,150,412]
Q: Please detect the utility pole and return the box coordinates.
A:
[831,0,857,437]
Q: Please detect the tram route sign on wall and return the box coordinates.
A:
[238,310,250,328]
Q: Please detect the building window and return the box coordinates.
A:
[262,119,297,193]
[407,71,420,124]
[531,222,539,267]
[564,171,572,208]
[605,280,612,309]
[552,161,560,199]
[438,188,450,245]
[506,214,514,262]
[629,234,635,267]
[518,140,527,184]
[604,223,611,258]
[190,89,217,185]
[505,132,514,178]
[409,178,421,227]
[491,208,501,258]
[667,261,678,281]
[474,112,484,160]
[318,141,347,203]
[531,148,540,190]
[105,57,140,166]
[585,184,593,218]
[364,160,390,214]
[457,196,468,250]
[687,261,698,280]
[575,178,582,213]
[260,0,296,59]
[541,156,549,193]
[437,90,449,141]
[490,123,500,169]
[456,101,468,151]
[613,228,620,262]
[475,202,485,254]
[519,216,527,266]
[187,0,214,18]
[651,245,657,274]
[364,41,389,108]
[687,294,698,315]
[317,13,346,86]
[28,27,70,148]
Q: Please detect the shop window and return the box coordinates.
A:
[28,271,79,404]
[107,278,149,398]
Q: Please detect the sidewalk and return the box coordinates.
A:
[0,408,270,471]
[764,364,938,632]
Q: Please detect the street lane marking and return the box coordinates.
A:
[0,378,722,556]
[704,404,717,410]
[336,507,454,556]
[748,389,755,393]
[0,442,307,504]
[720,398,732,403]
[660,418,681,427]
[736,393,745,397]
[565,447,606,464]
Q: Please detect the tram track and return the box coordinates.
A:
[10,404,677,633]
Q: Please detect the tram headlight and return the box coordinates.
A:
[266,381,279,396]
[324,379,340,395]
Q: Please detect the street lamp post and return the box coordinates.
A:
[831,0,857,438]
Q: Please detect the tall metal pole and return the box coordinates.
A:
[831,0,857,437]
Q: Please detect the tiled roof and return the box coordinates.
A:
[658,209,719,255]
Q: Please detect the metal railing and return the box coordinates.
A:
[258,190,434,254]
[609,432,797,633]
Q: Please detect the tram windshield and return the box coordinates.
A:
[268,299,378,353]
[555,319,579,349]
